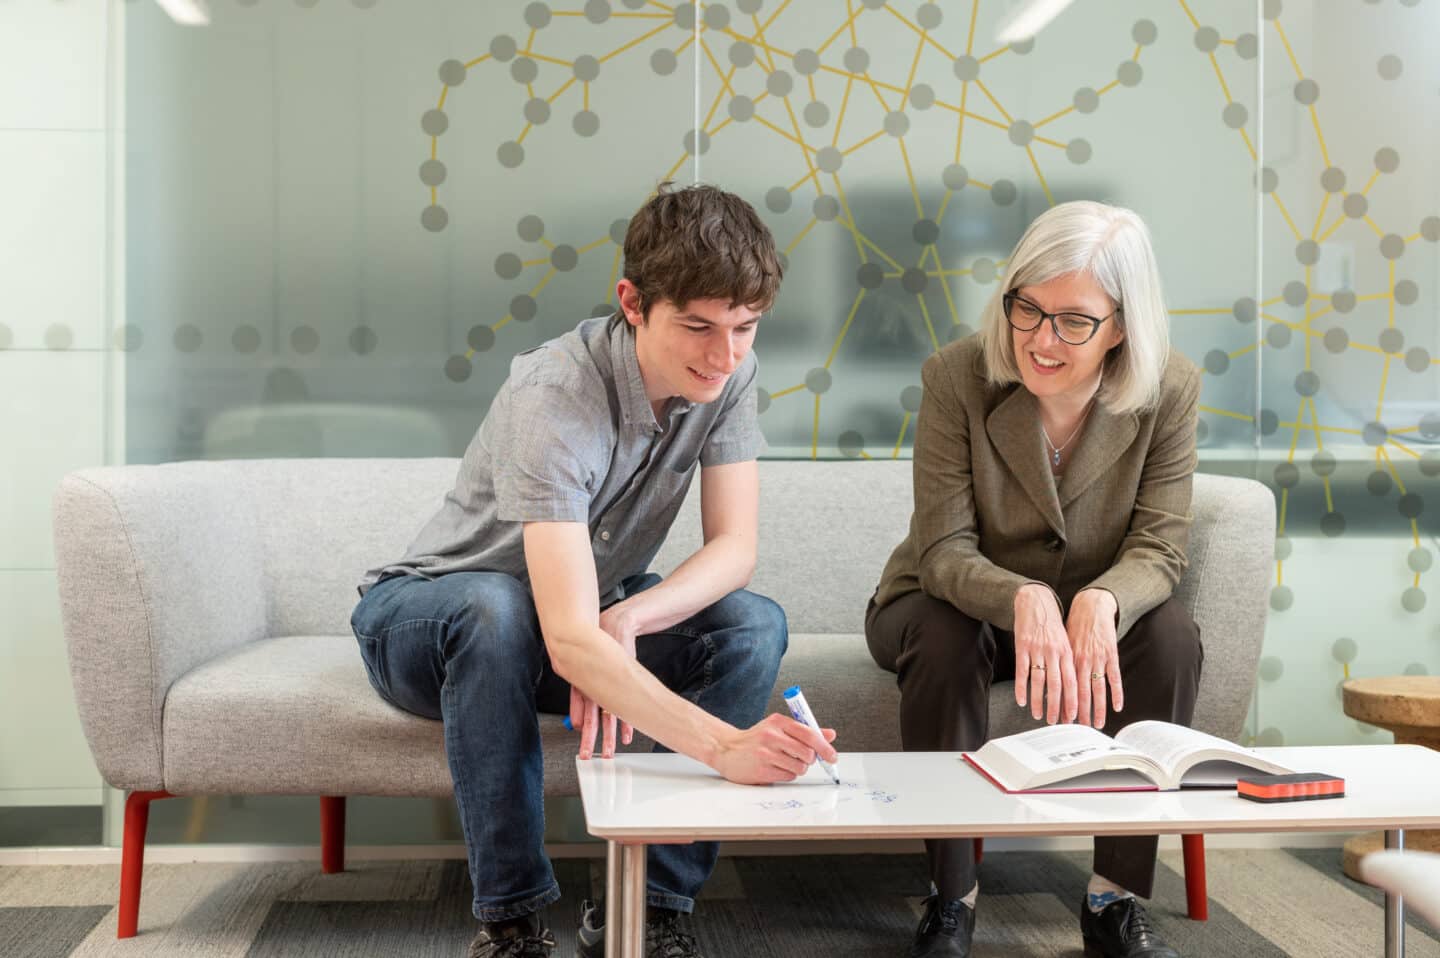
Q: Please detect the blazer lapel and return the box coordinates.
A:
[1058,404,1139,508]
[985,386,1065,537]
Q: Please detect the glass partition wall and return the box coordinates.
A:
[2,0,1435,847]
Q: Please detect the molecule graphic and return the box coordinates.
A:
[416,0,1437,653]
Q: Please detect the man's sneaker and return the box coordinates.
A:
[467,910,556,958]
[575,900,605,958]
[908,894,974,957]
[1079,896,1179,957]
[575,899,702,958]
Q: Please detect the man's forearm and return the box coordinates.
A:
[607,532,756,636]
[550,623,737,765]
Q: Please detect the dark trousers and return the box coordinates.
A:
[865,591,1202,899]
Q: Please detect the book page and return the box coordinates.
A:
[1114,721,1267,773]
[1027,768,1158,791]
[1179,760,1273,788]
[991,724,1145,776]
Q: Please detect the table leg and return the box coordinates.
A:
[605,841,623,958]
[1384,829,1405,958]
[620,843,647,958]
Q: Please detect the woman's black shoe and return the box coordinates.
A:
[1079,896,1179,957]
[908,894,974,957]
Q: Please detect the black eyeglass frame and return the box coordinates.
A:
[1002,291,1120,346]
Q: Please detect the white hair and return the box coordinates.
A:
[978,200,1170,414]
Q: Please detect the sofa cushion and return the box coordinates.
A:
[163,634,451,797]
[162,630,1066,797]
[157,633,914,797]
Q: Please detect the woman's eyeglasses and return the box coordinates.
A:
[1002,292,1118,346]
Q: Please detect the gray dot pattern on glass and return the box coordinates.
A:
[573,111,600,136]
[942,164,969,191]
[1270,586,1293,612]
[382,1,1439,693]
[44,324,74,350]
[472,325,501,351]
[439,60,466,86]
[350,327,378,355]
[445,355,472,383]
[498,141,525,168]
[813,196,840,221]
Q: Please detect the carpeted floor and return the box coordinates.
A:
[1,848,1436,957]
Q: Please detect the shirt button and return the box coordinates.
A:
[600,530,610,542]
[1045,537,1064,553]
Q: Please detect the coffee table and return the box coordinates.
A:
[576,745,1440,957]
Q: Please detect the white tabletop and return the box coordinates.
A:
[575,745,1440,843]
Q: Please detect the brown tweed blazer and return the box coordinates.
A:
[873,335,1201,638]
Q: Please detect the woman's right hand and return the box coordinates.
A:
[1012,584,1078,724]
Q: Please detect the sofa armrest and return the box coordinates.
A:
[1180,473,1276,742]
[52,466,269,791]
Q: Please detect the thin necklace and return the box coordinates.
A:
[1042,400,1094,467]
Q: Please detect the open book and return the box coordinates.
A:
[964,720,1293,793]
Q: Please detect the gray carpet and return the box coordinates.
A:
[0,848,1436,957]
[0,907,113,958]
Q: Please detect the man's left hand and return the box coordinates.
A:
[569,603,639,759]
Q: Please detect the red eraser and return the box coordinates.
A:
[1237,772,1345,802]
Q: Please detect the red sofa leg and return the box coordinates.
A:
[320,796,346,874]
[974,838,983,864]
[118,790,173,938]
[1181,833,1208,920]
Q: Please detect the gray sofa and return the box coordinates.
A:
[53,459,1274,936]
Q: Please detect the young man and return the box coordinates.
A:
[350,183,838,958]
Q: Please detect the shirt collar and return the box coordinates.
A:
[611,314,663,433]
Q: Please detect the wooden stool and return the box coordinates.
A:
[1341,676,1440,880]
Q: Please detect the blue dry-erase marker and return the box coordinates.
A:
[783,685,840,784]
[563,716,573,731]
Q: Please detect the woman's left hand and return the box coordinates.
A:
[1067,589,1123,728]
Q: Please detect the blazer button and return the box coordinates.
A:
[1045,536,1064,553]
[599,530,611,542]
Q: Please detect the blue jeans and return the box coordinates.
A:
[350,571,788,921]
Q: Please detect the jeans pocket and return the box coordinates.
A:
[353,631,389,697]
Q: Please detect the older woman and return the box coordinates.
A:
[867,201,1201,958]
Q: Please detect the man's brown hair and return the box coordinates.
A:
[622,182,784,318]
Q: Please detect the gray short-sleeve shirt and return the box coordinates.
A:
[360,314,764,604]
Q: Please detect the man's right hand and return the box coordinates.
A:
[1012,583,1078,724]
[711,713,839,785]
